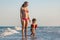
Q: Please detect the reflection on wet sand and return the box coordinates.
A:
[22,35,36,40]
[22,35,27,40]
[31,36,36,40]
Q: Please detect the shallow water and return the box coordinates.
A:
[0,26,60,40]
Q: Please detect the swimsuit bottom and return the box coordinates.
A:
[22,18,29,21]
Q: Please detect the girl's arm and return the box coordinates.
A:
[35,24,37,30]
[20,8,22,19]
[28,14,31,22]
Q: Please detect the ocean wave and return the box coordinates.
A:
[0,28,20,37]
[15,26,22,30]
[39,27,60,34]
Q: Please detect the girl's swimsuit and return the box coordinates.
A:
[22,17,29,21]
[31,24,37,29]
[22,9,29,21]
[31,24,37,34]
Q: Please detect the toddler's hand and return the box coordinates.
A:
[29,19,31,23]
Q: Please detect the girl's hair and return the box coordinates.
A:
[32,18,36,22]
[22,1,28,7]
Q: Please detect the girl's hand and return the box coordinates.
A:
[29,19,31,23]
[28,17,31,23]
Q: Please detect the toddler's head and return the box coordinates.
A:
[32,18,36,23]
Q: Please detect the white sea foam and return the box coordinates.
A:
[15,26,22,30]
[0,28,20,37]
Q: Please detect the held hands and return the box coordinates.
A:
[29,19,31,23]
[28,17,31,23]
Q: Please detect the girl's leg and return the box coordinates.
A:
[22,20,25,37]
[33,33,35,36]
[32,29,35,36]
[30,33,33,37]
[30,29,33,36]
[25,20,28,36]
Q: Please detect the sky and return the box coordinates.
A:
[0,0,60,26]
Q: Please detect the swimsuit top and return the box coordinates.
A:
[31,24,37,29]
[24,9,29,13]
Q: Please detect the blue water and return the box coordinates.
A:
[0,26,60,40]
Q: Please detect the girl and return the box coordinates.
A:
[30,18,37,36]
[20,1,30,37]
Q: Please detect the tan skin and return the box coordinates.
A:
[31,21,37,36]
[20,2,30,37]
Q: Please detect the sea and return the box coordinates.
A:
[0,26,60,40]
